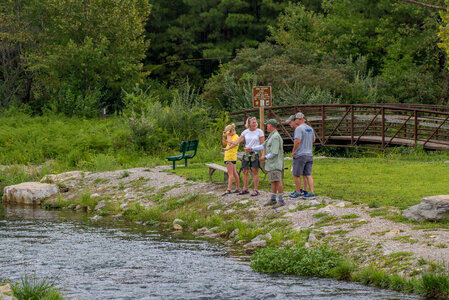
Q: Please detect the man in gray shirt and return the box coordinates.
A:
[291,112,315,198]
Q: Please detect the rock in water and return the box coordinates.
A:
[402,195,449,222]
[2,182,59,205]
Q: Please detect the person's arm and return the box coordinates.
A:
[249,144,264,151]
[221,136,243,151]
[222,132,228,146]
[259,133,265,157]
[265,136,280,160]
[292,127,302,157]
[292,138,301,157]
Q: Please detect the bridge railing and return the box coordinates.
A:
[228,104,449,151]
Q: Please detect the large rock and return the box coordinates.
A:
[2,182,59,205]
[402,195,449,222]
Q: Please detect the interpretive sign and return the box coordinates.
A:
[252,86,272,107]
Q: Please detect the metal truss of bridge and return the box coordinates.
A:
[229,104,449,151]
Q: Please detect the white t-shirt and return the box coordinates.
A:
[241,128,264,148]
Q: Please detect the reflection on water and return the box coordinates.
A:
[0,205,420,300]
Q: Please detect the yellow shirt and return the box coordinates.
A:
[224,134,239,161]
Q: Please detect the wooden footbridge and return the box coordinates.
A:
[228,104,449,151]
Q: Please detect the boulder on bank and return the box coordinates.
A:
[402,195,449,222]
[2,182,59,205]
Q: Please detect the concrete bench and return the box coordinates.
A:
[205,163,228,184]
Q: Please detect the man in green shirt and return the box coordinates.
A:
[246,119,285,208]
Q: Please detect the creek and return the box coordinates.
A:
[0,206,420,299]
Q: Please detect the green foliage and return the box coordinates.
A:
[122,81,212,151]
[11,274,64,300]
[122,202,162,225]
[422,272,449,300]
[3,0,151,112]
[204,1,448,108]
[202,42,379,109]
[146,0,292,84]
[250,246,345,277]
[80,193,98,211]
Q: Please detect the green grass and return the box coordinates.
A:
[11,274,64,300]
[174,155,449,210]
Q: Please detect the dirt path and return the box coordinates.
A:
[43,165,449,275]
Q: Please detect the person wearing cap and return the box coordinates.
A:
[291,112,316,198]
[285,115,306,198]
[246,119,285,208]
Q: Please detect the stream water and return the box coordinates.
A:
[0,206,420,299]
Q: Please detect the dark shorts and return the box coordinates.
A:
[292,156,313,176]
[241,152,260,169]
[224,161,236,165]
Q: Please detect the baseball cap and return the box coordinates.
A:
[285,115,295,123]
[265,119,278,126]
[295,112,305,119]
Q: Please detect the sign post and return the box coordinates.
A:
[252,86,272,131]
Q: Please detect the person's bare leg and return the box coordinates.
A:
[252,167,259,191]
[302,176,308,193]
[231,165,240,190]
[277,181,283,194]
[226,163,234,191]
[294,176,302,193]
[243,168,249,191]
[305,175,314,193]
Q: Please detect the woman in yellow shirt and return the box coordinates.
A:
[221,124,240,195]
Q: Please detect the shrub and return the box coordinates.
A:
[122,81,212,152]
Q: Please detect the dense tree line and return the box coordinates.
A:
[1,0,449,115]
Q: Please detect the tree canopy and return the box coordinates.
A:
[1,0,449,114]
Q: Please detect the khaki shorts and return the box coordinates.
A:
[268,170,283,182]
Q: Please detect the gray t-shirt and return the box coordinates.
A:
[294,124,315,157]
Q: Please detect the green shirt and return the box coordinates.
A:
[263,130,284,171]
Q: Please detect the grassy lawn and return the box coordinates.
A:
[172,156,449,210]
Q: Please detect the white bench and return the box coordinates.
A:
[205,163,228,184]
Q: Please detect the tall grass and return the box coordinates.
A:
[250,246,346,277]
[11,274,64,300]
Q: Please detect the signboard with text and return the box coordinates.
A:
[252,86,272,108]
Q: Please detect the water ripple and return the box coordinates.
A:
[0,206,420,300]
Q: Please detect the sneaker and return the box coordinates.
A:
[289,191,301,198]
[304,193,315,198]
[272,201,285,209]
[264,200,276,206]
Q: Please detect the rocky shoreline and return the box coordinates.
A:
[2,165,449,279]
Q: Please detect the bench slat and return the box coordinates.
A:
[205,163,228,173]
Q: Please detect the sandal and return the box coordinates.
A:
[232,189,240,194]
[222,190,231,196]
[251,190,260,196]
[238,190,249,195]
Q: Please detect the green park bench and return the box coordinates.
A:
[166,140,199,170]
